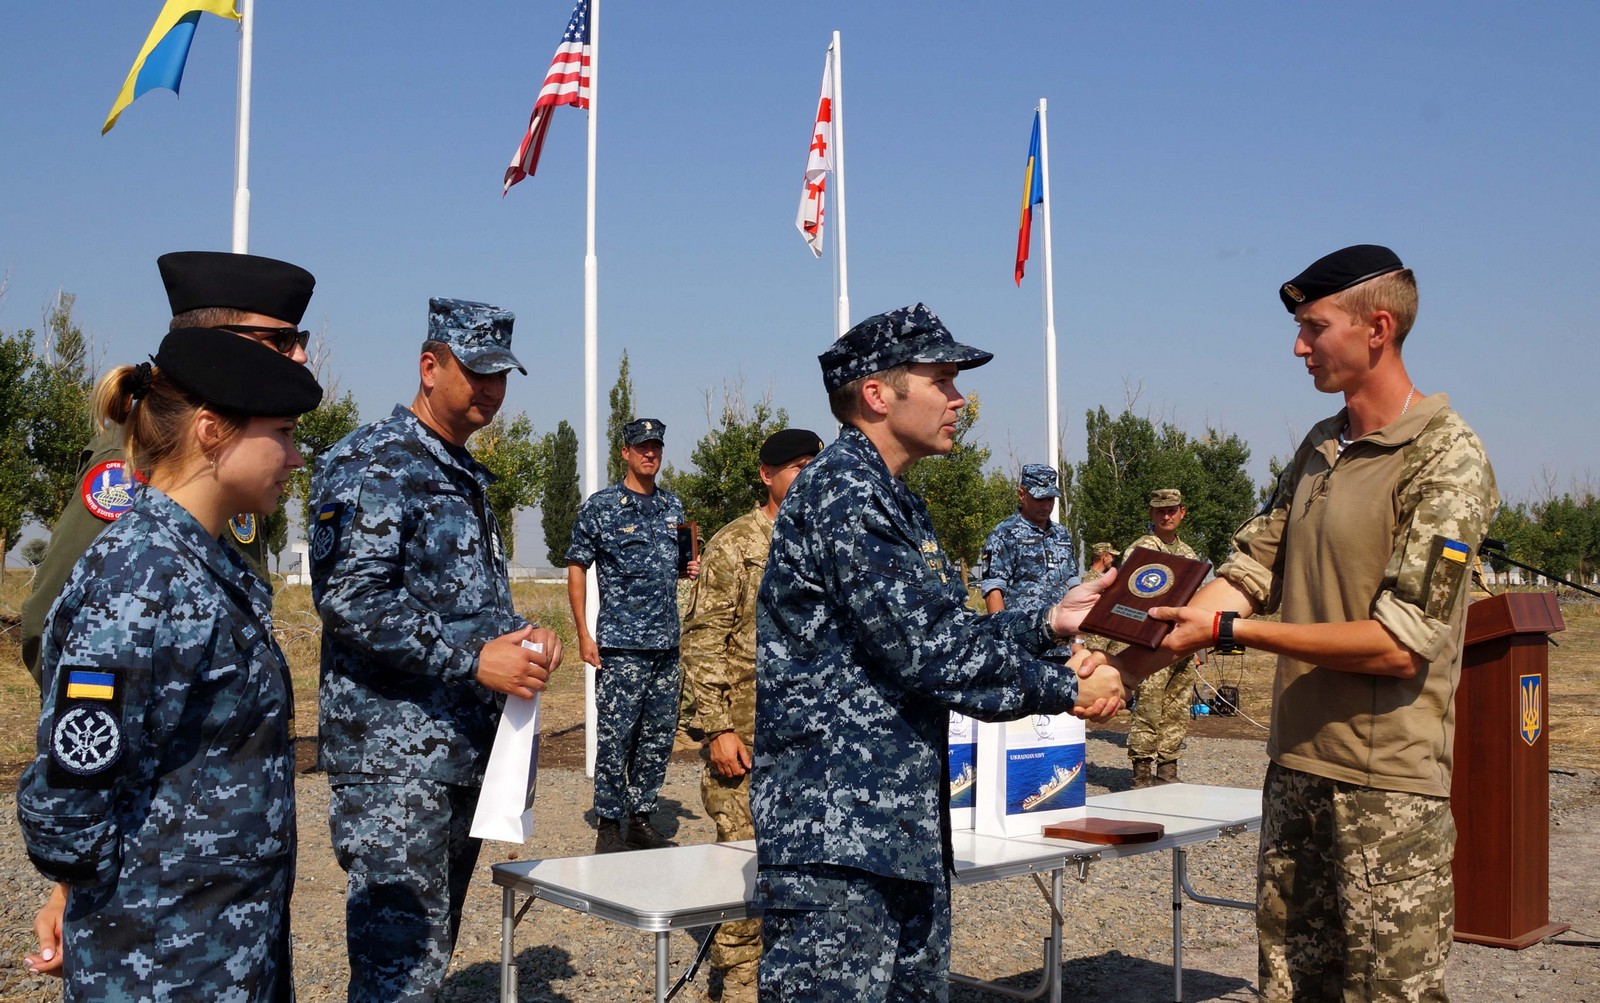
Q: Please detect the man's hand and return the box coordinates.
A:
[476,625,559,698]
[1049,568,1116,638]
[707,731,752,778]
[683,557,701,580]
[577,633,601,671]
[26,882,66,976]
[1147,604,1217,659]
[1069,649,1125,723]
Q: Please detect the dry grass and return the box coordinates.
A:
[2,569,1597,772]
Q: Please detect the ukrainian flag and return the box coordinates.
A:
[66,670,116,701]
[1442,539,1470,563]
[103,0,240,135]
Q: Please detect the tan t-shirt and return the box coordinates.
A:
[1217,394,1498,797]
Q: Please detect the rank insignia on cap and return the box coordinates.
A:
[310,503,344,568]
[1282,283,1305,304]
[81,460,137,522]
[229,513,258,545]
[49,667,126,787]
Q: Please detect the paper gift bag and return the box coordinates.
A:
[470,642,543,843]
[974,713,1086,837]
[948,711,978,830]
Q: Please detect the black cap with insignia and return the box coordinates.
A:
[759,428,825,466]
[158,251,316,324]
[1279,244,1404,314]
[155,328,324,416]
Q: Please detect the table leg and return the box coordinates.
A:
[502,886,517,1003]
[1172,849,1184,1003]
[656,930,670,1002]
[1048,868,1063,1003]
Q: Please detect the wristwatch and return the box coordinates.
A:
[1217,611,1239,648]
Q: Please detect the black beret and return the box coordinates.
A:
[158,251,316,324]
[760,428,825,466]
[1279,244,1404,313]
[155,328,323,416]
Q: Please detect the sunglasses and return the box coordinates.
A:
[218,324,311,355]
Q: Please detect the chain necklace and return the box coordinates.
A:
[1339,386,1416,453]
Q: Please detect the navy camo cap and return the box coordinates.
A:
[818,303,993,393]
[427,297,525,375]
[1020,463,1061,499]
[623,417,666,445]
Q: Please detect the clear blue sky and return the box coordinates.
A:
[3,2,1597,557]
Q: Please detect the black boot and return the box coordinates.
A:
[626,812,674,850]
[595,817,629,854]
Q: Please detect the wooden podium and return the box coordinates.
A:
[1451,592,1568,948]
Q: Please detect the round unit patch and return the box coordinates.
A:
[81,460,137,522]
[310,522,337,563]
[51,705,123,776]
[229,513,258,545]
[1128,563,1176,600]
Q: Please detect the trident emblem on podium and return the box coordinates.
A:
[1519,674,1543,747]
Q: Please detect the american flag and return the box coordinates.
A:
[795,46,835,256]
[503,0,592,196]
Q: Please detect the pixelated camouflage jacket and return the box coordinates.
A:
[682,505,772,743]
[980,512,1079,657]
[17,486,295,1001]
[753,426,1084,885]
[311,405,524,784]
[566,481,686,649]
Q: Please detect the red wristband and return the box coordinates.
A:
[1212,610,1223,643]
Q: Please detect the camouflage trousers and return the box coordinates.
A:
[702,759,761,987]
[757,864,951,1002]
[594,647,681,819]
[1127,657,1195,763]
[1258,762,1455,1002]
[329,775,484,1003]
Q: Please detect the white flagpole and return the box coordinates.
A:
[831,31,850,339]
[1038,99,1061,519]
[583,0,602,777]
[230,0,254,253]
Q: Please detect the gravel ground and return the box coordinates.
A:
[1,730,1596,1002]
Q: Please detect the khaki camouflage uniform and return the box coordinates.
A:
[1218,394,1496,1001]
[682,506,771,999]
[1109,533,1200,767]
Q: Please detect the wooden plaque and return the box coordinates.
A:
[1078,546,1211,649]
[1042,817,1164,844]
[675,522,700,578]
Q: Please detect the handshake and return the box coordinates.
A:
[1046,570,1128,724]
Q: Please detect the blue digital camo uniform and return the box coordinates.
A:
[18,486,296,1003]
[753,426,1086,1000]
[566,481,685,818]
[979,513,1078,657]
[311,404,526,1002]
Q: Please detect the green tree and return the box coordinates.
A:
[904,394,992,585]
[470,412,548,560]
[26,293,95,523]
[663,383,787,536]
[0,329,42,580]
[21,537,49,566]
[1072,406,1256,565]
[605,349,635,486]
[541,419,581,567]
[1185,428,1256,565]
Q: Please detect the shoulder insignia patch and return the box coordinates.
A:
[310,502,345,570]
[81,460,137,522]
[229,513,258,545]
[48,668,125,788]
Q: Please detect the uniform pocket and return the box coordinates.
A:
[1359,800,1455,986]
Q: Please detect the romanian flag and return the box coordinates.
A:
[66,670,116,701]
[103,0,240,135]
[1014,111,1044,286]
